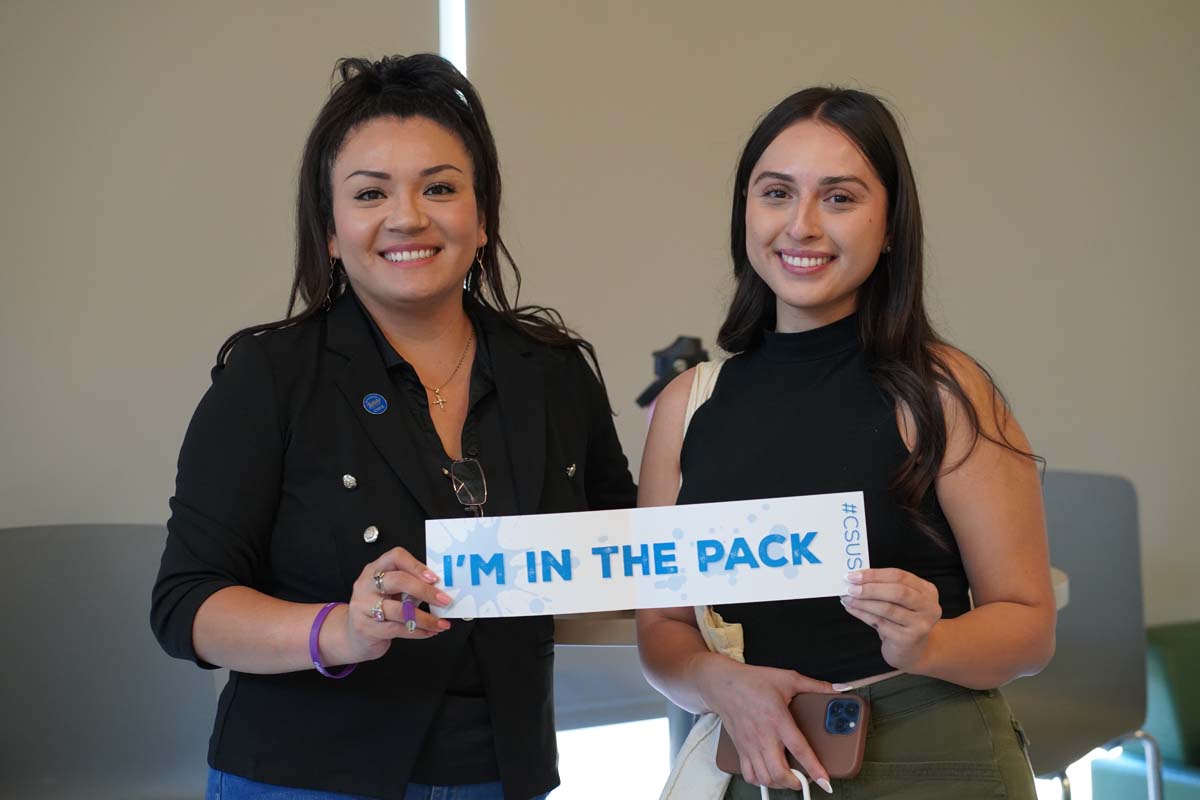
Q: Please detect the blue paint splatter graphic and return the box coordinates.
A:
[428,516,548,617]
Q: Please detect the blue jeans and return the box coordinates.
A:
[206,769,548,800]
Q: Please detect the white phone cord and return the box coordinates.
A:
[759,770,811,800]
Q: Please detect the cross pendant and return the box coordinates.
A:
[431,389,447,411]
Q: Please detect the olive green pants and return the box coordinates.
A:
[724,674,1036,800]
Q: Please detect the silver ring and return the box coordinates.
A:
[368,598,385,622]
[372,569,386,594]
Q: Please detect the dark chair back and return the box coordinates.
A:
[0,525,214,799]
[1004,470,1146,776]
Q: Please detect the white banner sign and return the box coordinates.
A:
[425,491,869,618]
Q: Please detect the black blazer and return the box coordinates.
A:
[151,292,637,800]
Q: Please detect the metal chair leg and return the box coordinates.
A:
[1053,769,1072,800]
[1130,730,1163,800]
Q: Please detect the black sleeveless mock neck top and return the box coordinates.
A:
[677,313,970,682]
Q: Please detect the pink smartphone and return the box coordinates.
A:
[715,693,869,780]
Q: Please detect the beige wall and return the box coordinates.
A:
[0,1,438,527]
[469,0,1200,625]
[2,1,1197,626]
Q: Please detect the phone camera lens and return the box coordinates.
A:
[829,702,844,715]
[845,702,859,718]
[833,717,850,732]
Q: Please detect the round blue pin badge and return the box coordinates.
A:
[362,393,388,415]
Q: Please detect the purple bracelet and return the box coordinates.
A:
[309,602,356,679]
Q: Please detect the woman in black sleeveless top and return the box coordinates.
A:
[637,89,1053,799]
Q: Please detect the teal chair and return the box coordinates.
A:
[1093,621,1200,800]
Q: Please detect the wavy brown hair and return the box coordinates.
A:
[720,87,1039,538]
[217,54,602,385]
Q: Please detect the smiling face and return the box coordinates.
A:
[327,115,485,316]
[744,119,889,332]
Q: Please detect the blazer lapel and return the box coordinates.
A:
[477,308,546,515]
[325,295,443,519]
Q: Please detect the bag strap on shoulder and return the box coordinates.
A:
[683,359,725,437]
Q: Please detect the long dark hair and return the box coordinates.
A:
[720,87,1038,536]
[216,54,601,380]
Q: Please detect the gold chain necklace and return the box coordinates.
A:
[423,329,474,411]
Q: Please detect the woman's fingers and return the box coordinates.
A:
[349,548,455,644]
[749,744,801,791]
[369,547,440,584]
[743,752,765,789]
[376,597,450,633]
[841,600,884,628]
[779,724,827,790]
[768,754,807,790]
[845,574,938,613]
[847,567,916,586]
[791,672,836,695]
[737,727,802,790]
[362,618,441,640]
[730,702,809,790]
[710,663,838,791]
[371,567,451,609]
[840,596,915,626]
[353,595,448,637]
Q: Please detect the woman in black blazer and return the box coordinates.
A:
[151,54,636,800]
